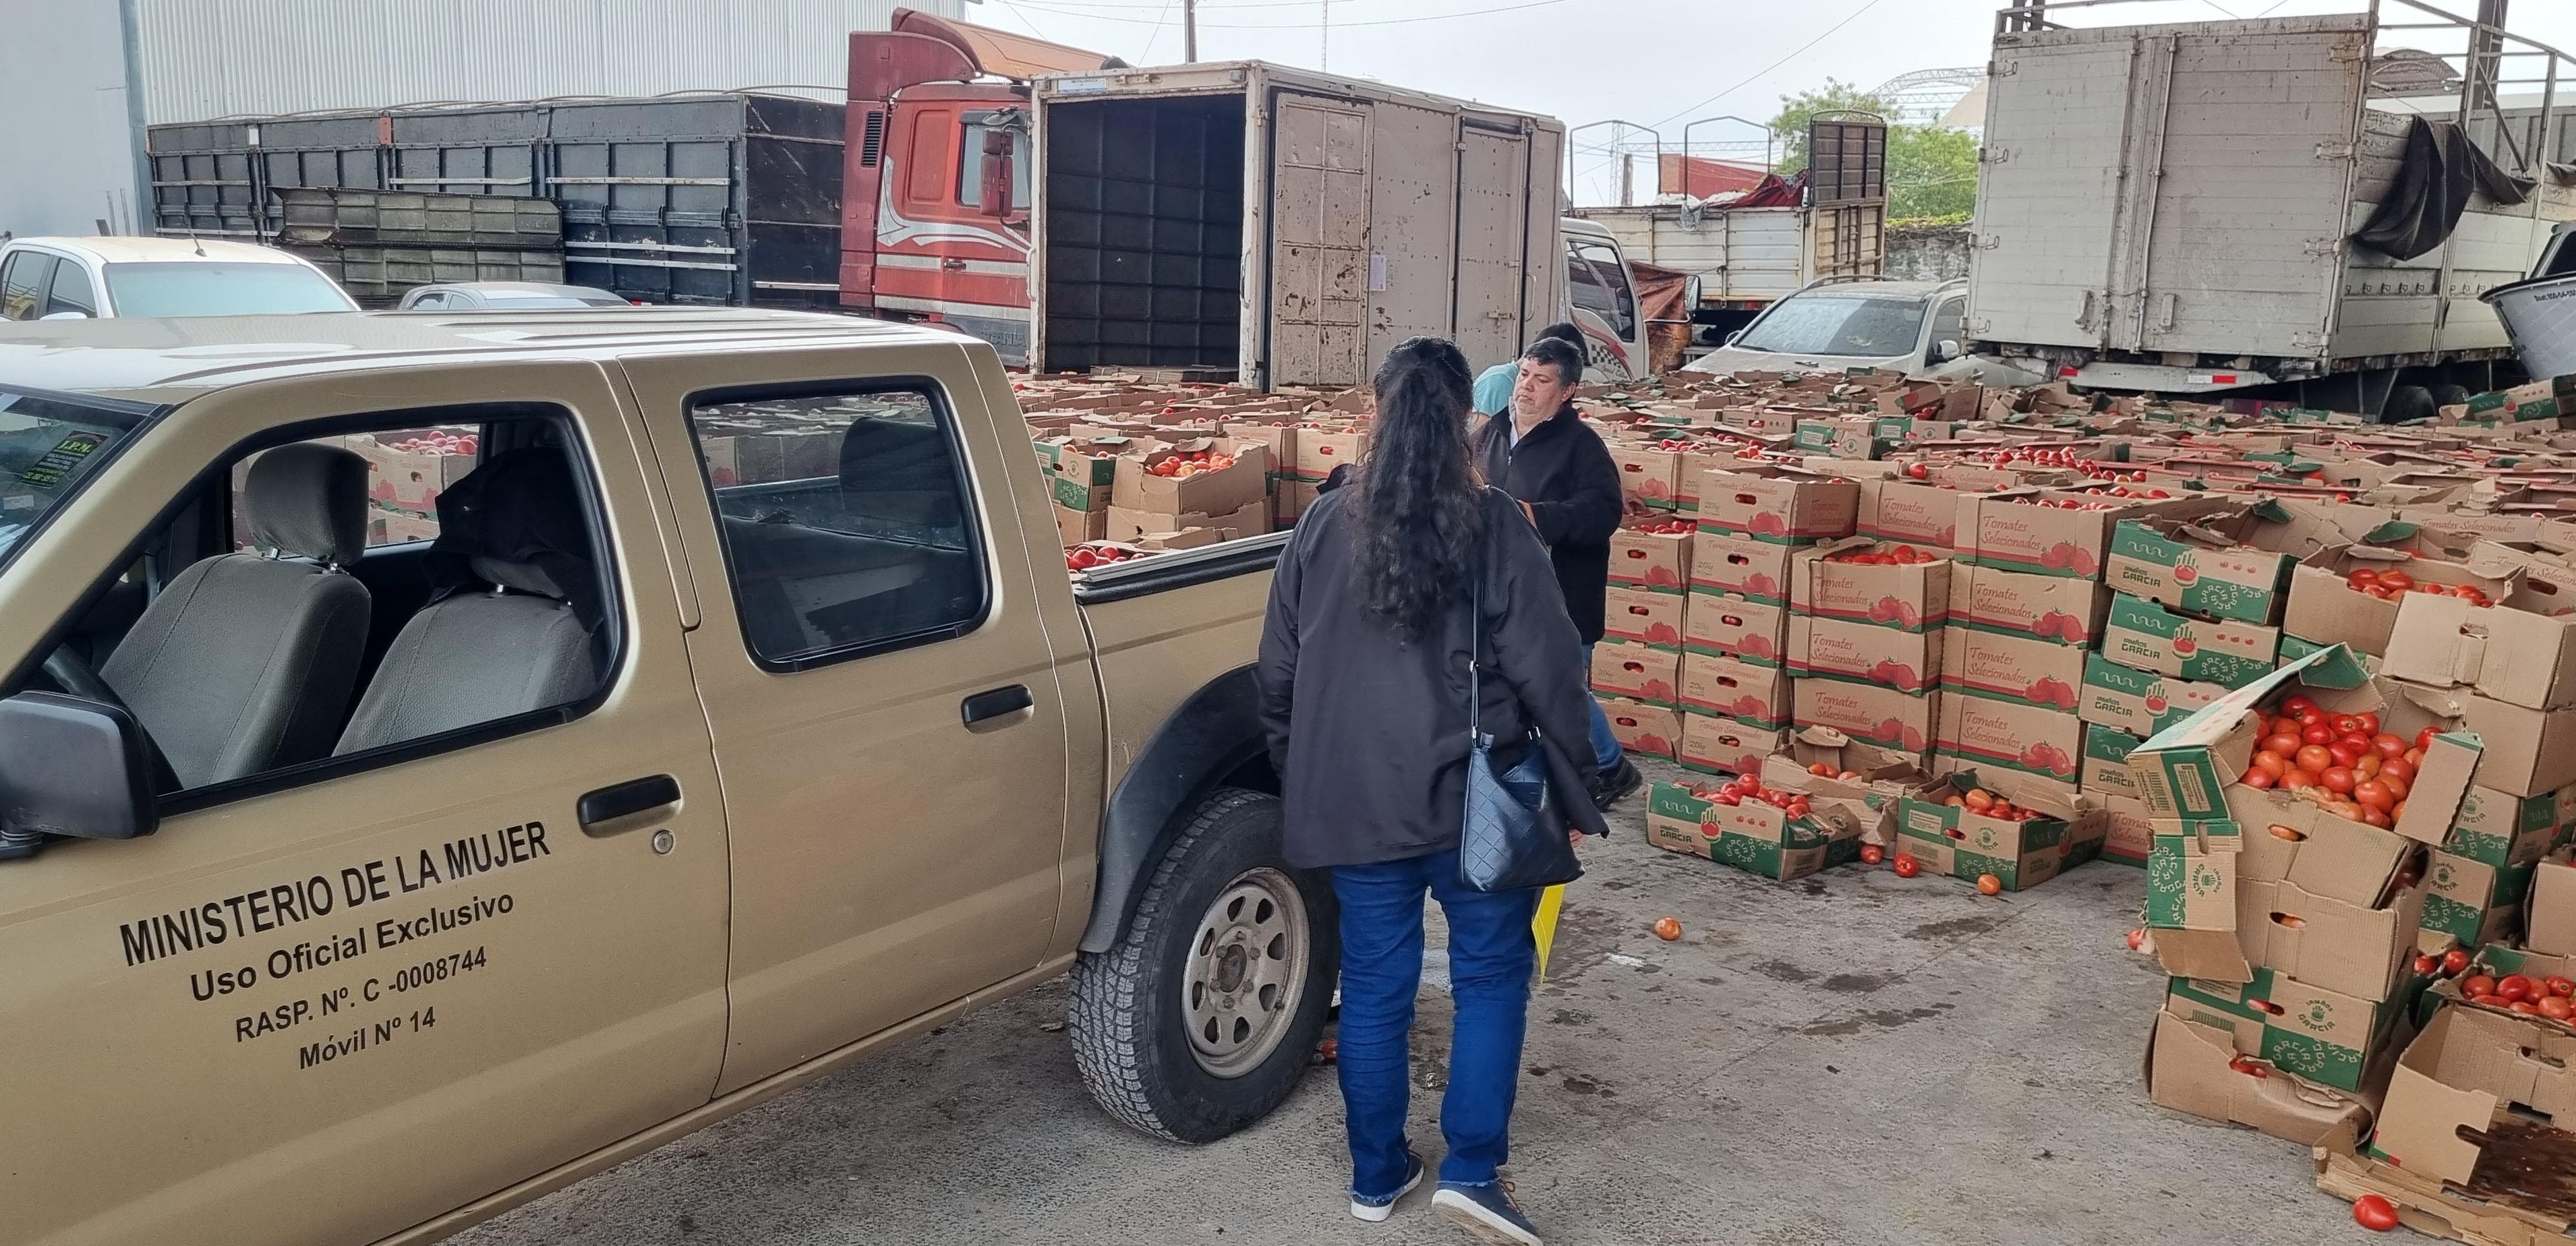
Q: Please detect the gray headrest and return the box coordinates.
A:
[246,444,369,566]
[469,554,568,600]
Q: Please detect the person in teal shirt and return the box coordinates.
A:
[1473,322,1583,415]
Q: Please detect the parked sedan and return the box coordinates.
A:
[397,281,636,310]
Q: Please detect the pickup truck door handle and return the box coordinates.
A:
[577,775,682,835]
[961,684,1034,728]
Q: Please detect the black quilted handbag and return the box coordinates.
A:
[1457,552,1583,894]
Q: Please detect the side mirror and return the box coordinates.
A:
[1931,339,1962,363]
[0,692,159,860]
[38,310,90,321]
[979,129,1016,221]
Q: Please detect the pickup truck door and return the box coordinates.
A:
[0,363,731,1246]
[620,339,1079,1092]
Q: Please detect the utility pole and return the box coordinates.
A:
[1183,0,1197,62]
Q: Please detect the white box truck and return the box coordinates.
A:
[1966,5,2576,419]
[1027,61,1571,390]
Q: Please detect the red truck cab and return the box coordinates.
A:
[842,9,1119,363]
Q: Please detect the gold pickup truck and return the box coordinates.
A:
[0,310,1329,1246]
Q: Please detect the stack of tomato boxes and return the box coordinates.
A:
[1593,433,1693,763]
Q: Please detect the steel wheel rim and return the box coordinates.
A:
[1183,867,1310,1078]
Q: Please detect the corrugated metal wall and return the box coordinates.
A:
[135,0,966,121]
[0,2,144,237]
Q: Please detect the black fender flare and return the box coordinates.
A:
[1077,663,1272,953]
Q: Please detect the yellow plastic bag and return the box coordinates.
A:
[1531,883,1566,981]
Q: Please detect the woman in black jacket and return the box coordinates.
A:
[1258,336,1605,1246]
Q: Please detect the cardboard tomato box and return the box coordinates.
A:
[2143,1010,2374,1145]
[2382,555,2576,711]
[1854,475,1964,547]
[1678,651,1789,726]
[1036,435,1139,511]
[2102,506,2307,624]
[1639,778,1859,880]
[1787,538,1952,632]
[2161,968,2414,1097]
[1892,771,2092,891]
[2367,1005,2576,1197]
[1696,465,1859,545]
[359,437,479,514]
[1759,749,1911,848]
[1934,692,2084,798]
[1291,425,1369,481]
[2082,722,2144,802]
[1598,696,1682,760]
[2447,784,2569,869]
[1111,441,1270,516]
[1676,714,1786,777]
[1683,591,1788,665]
[1941,624,2086,712]
[2529,848,2576,956]
[1787,614,1938,692]
[2281,545,2516,657]
[1589,641,1680,706]
[2231,877,2430,1002]
[1792,415,1906,461]
[1794,678,1935,755]
[2146,823,2241,940]
[1604,587,1687,650]
[1610,521,1694,591]
[1949,563,2109,647]
[2226,785,2418,911]
[1953,489,2227,579]
[1055,504,1108,546]
[1606,443,1680,508]
[1107,498,1267,544]
[2098,593,2281,688]
[2095,792,2155,865]
[2419,850,2534,949]
[2078,653,2233,740]
[1689,532,1790,601]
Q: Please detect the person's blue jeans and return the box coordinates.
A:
[1581,644,1626,772]
[1330,846,1544,1198]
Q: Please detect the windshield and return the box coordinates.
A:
[0,390,150,565]
[103,262,355,317]
[1735,293,1929,357]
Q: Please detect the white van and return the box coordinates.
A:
[0,237,356,321]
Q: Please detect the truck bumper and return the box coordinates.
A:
[2024,359,2282,394]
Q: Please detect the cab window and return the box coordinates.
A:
[683,385,987,670]
[45,262,97,318]
[1928,297,1967,359]
[957,116,1032,212]
[22,407,619,803]
[1567,239,1637,340]
[1,253,56,321]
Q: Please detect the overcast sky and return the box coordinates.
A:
[966,0,2576,203]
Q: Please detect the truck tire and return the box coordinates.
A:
[1069,787,1338,1144]
[2434,383,2473,410]
[2382,384,2438,424]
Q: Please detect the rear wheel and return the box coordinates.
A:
[2434,382,2473,410]
[1069,787,1339,1142]
[2382,384,2438,425]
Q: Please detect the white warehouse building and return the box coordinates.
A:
[0,0,965,239]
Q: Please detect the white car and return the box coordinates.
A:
[0,236,357,321]
[1682,276,2047,387]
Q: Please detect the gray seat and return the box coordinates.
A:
[335,449,599,755]
[101,443,372,788]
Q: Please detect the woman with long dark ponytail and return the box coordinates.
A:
[1258,336,1606,1245]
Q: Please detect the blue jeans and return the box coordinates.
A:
[1582,645,1626,771]
[1330,848,1544,1197]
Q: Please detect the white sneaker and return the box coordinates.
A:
[1350,1152,1425,1222]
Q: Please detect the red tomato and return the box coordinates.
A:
[2353,779,2394,811]
[2242,769,2275,790]
[2464,974,2498,998]
[2331,715,2364,737]
[2549,976,2576,999]
[2347,569,2382,590]
[2281,694,2319,717]
[2371,734,2408,761]
[2445,949,2473,976]
[2378,570,2416,592]
[2295,745,2335,774]
[2541,996,2574,1021]
[2353,1194,2400,1233]
[2513,1001,2544,1015]
[2354,711,2381,736]
[2319,767,2357,795]
[2413,954,2441,975]
[2262,734,2304,759]
[2378,756,2416,785]
[2416,725,2440,750]
[2300,723,2334,746]
[2329,742,2368,769]
[1859,843,1885,866]
[1977,874,2003,896]
[2500,975,2540,1003]
[2280,771,2316,792]
[1892,854,1921,879]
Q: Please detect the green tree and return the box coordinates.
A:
[1765,79,1979,224]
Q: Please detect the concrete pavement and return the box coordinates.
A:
[453,759,2390,1245]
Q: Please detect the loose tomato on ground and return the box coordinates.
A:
[2353,1194,2401,1233]
[1859,843,1884,866]
[1892,854,1922,879]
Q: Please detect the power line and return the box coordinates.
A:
[1643,0,1892,131]
[1007,0,1566,29]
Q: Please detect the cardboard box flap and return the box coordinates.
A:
[2374,1005,2576,1187]
[2144,1011,2370,1146]
[2138,645,2371,754]
[2155,927,2254,982]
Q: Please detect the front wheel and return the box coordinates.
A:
[1069,787,1339,1143]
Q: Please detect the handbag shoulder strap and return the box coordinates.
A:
[1467,502,1490,742]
